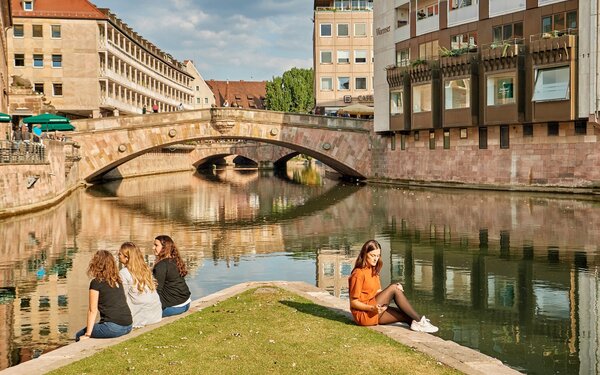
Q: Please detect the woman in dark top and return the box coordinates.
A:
[76,250,133,341]
[153,235,191,317]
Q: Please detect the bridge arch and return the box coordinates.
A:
[70,108,372,183]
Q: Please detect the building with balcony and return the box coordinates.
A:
[313,0,374,115]
[373,0,600,189]
[6,0,196,120]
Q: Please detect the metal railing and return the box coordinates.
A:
[0,140,47,164]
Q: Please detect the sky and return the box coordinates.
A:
[92,0,314,82]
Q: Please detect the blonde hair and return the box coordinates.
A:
[119,242,156,292]
[88,250,121,288]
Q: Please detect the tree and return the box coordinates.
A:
[265,68,314,113]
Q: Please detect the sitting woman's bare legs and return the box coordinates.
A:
[375,284,421,325]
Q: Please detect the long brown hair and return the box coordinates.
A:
[154,235,188,277]
[119,242,156,292]
[88,250,121,288]
[353,239,383,275]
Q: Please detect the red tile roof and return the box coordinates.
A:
[11,0,107,20]
[206,80,267,109]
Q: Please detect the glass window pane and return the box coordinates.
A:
[445,78,470,109]
[337,50,350,63]
[514,23,523,38]
[412,84,432,113]
[493,26,502,42]
[338,23,349,36]
[320,24,332,36]
[542,17,552,33]
[391,91,403,114]
[503,25,512,41]
[532,66,570,101]
[355,77,367,90]
[487,75,515,106]
[321,77,333,90]
[338,77,350,90]
[567,11,577,30]
[320,51,332,63]
[355,50,367,63]
[354,23,366,36]
[14,25,24,37]
[553,13,565,31]
[51,25,61,38]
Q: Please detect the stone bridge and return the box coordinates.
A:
[70,108,373,183]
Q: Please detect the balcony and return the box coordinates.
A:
[440,52,479,128]
[394,2,410,42]
[447,0,478,28]
[489,0,525,18]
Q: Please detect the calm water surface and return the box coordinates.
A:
[0,167,598,374]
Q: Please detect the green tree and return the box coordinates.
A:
[265,68,314,113]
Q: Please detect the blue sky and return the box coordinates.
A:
[92,0,314,81]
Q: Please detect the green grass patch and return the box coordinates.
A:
[51,287,461,375]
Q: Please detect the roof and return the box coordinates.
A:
[11,0,107,20]
[206,80,267,109]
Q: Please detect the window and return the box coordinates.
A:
[355,77,367,90]
[33,54,43,67]
[548,121,559,136]
[51,54,62,68]
[443,130,450,149]
[320,24,332,37]
[52,83,63,96]
[196,97,201,104]
[354,50,367,64]
[320,51,332,64]
[401,134,406,150]
[479,127,488,149]
[412,84,432,113]
[337,50,350,64]
[396,49,410,67]
[13,24,24,37]
[500,125,509,149]
[51,25,61,38]
[32,25,43,38]
[337,23,349,37]
[338,77,350,90]
[429,130,436,149]
[492,22,523,43]
[414,131,420,141]
[34,83,44,94]
[450,0,472,10]
[523,124,533,137]
[354,23,366,36]
[451,32,477,49]
[566,11,577,30]
[417,3,439,20]
[460,128,468,139]
[195,85,200,91]
[391,90,403,114]
[391,135,396,150]
[445,78,470,109]
[543,11,577,34]
[204,97,209,104]
[487,74,515,106]
[575,120,587,135]
[14,54,24,67]
[321,77,333,91]
[23,1,33,11]
[532,66,569,102]
[418,40,439,60]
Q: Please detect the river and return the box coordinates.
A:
[0,166,597,374]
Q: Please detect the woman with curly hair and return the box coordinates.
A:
[118,242,162,327]
[76,250,132,341]
[349,240,438,333]
[153,235,191,317]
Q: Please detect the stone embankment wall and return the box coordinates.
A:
[0,141,84,217]
[370,123,600,192]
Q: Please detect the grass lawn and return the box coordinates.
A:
[50,287,461,375]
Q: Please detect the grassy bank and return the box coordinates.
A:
[50,287,461,375]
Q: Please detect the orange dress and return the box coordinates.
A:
[348,266,381,326]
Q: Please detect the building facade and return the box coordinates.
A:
[313,0,374,115]
[185,60,215,109]
[0,0,12,139]
[7,0,195,120]
[206,80,266,109]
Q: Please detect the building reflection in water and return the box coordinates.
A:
[0,170,598,373]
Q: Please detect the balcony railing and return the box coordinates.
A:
[0,140,46,164]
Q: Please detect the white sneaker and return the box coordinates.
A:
[410,316,439,333]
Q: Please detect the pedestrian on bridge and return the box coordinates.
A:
[349,239,438,333]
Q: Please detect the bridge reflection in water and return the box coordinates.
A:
[0,169,598,373]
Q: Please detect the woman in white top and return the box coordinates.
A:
[118,242,162,328]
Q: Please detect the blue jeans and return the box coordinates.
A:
[162,302,190,317]
[75,322,132,342]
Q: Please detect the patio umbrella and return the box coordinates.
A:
[0,112,11,123]
[337,103,374,116]
[23,113,74,131]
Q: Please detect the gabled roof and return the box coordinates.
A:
[11,0,107,20]
[206,80,267,109]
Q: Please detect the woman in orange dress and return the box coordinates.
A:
[348,239,438,332]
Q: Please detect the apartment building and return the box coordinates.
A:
[7,0,195,120]
[374,0,587,137]
[313,0,374,115]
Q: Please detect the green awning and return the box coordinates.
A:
[0,112,11,123]
[37,123,75,132]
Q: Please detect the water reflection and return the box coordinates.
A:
[0,170,598,373]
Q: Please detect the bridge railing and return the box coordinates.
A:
[0,140,47,164]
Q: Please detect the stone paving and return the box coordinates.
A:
[0,281,522,375]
